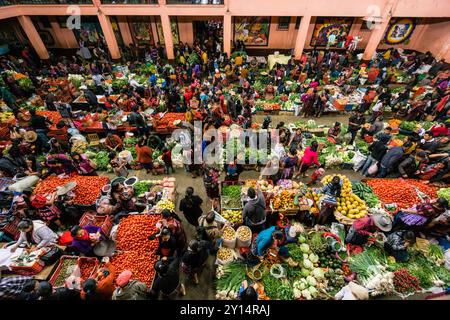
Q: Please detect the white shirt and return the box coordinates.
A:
[129,79,141,88]
[372,100,383,112]
[92,74,104,86]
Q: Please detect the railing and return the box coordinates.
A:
[166,0,224,4]
[0,0,92,5]
[100,0,157,4]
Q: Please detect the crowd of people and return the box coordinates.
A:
[0,31,449,300]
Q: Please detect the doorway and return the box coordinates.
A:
[193,20,223,54]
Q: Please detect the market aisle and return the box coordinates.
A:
[103,162,364,300]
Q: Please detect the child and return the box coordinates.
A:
[162,148,174,174]
[307,167,325,186]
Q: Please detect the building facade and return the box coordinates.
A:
[0,0,449,61]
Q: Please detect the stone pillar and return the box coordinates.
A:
[160,14,174,60]
[294,15,311,59]
[362,0,398,61]
[17,15,49,60]
[223,13,232,58]
[117,17,133,46]
[97,12,121,60]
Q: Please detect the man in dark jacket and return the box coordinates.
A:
[82,87,98,110]
[398,151,428,178]
[377,145,406,178]
[360,136,389,176]
[150,257,185,299]
[243,187,266,233]
[128,106,148,136]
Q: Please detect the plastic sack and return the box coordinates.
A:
[270,264,286,279]
[351,150,367,172]
[367,162,379,175]
[8,175,39,193]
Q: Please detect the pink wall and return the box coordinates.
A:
[413,19,450,61]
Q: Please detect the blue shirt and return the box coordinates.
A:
[149,74,157,86]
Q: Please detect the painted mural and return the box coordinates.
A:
[156,18,180,45]
[74,20,104,47]
[233,17,270,46]
[310,18,353,47]
[384,18,417,45]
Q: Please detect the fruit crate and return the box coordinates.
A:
[77,256,99,281]
[219,180,244,196]
[0,215,21,240]
[49,255,79,288]
[79,212,113,236]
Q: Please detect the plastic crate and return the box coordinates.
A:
[79,212,113,237]
[219,180,244,195]
[0,215,20,240]
[49,255,79,288]
[10,260,45,276]
[77,256,99,280]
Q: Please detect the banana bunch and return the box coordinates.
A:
[155,198,175,212]
[0,112,14,123]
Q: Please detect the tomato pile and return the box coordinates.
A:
[111,214,160,286]
[33,175,109,205]
[154,113,185,131]
[79,259,97,280]
[36,110,62,124]
[365,178,437,209]
[393,269,420,294]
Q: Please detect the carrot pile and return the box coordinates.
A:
[365,178,438,209]
[111,215,160,286]
[33,175,109,205]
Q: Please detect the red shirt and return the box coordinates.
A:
[184,90,193,105]
[430,125,450,137]
[352,216,377,236]
[301,147,320,166]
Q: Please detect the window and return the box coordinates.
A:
[277,17,290,30]
[295,17,301,29]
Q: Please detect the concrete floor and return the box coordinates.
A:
[101,113,369,300]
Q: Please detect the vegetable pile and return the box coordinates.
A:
[365,179,437,209]
[393,268,420,294]
[112,214,160,286]
[352,182,379,208]
[215,262,246,300]
[51,257,78,287]
[437,188,450,202]
[33,175,109,205]
[133,180,155,197]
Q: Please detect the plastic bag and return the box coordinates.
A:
[351,150,367,172]
[269,264,286,279]
[368,162,379,175]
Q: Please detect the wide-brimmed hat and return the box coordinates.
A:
[23,131,37,143]
[93,240,116,257]
[56,182,77,196]
[372,212,393,232]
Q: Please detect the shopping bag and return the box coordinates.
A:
[367,162,379,175]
